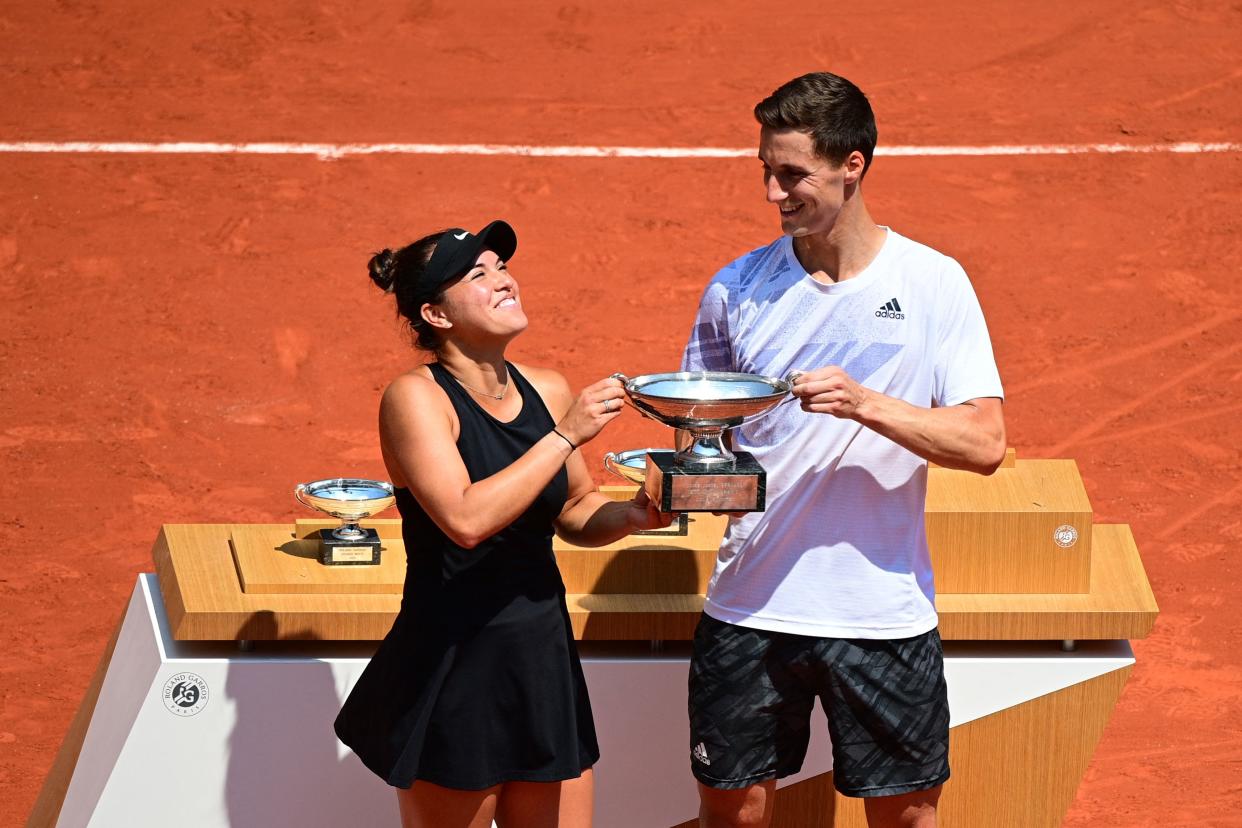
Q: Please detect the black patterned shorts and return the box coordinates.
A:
[688,613,950,798]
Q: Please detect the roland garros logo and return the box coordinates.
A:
[162,672,209,717]
[1053,525,1079,549]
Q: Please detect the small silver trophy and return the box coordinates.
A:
[603,448,674,485]
[294,478,396,565]
[603,448,690,534]
[611,372,790,512]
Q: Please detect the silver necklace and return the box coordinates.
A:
[448,369,508,400]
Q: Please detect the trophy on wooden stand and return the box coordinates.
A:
[294,478,395,565]
[603,448,690,535]
[603,448,674,485]
[610,372,790,512]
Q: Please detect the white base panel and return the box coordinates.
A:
[56,576,1134,828]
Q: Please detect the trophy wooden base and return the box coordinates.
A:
[317,528,381,566]
[644,451,766,512]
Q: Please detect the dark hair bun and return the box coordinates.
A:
[370,229,448,351]
[368,249,398,293]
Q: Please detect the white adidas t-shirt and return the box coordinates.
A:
[681,228,1003,639]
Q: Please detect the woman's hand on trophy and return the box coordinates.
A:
[556,376,627,447]
[626,487,676,531]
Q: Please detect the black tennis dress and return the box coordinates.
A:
[334,362,599,790]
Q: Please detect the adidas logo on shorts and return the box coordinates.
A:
[875,297,905,320]
[692,742,711,765]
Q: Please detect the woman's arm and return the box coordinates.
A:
[381,370,623,548]
[554,461,672,547]
[518,366,673,546]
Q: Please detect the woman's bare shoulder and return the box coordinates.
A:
[513,362,569,388]
[377,367,455,488]
[514,362,572,397]
[513,362,574,417]
[381,367,449,415]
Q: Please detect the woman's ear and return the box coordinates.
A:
[421,302,452,331]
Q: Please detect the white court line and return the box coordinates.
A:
[0,140,1238,160]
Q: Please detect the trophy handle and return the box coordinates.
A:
[610,372,630,385]
[603,451,623,480]
[610,372,647,416]
[294,483,312,510]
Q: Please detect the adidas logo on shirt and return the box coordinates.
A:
[692,742,711,765]
[875,297,905,320]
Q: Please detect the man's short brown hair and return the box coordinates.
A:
[754,73,878,177]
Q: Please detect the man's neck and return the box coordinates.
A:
[792,201,887,285]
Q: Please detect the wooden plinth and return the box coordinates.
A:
[159,449,1151,642]
[154,522,1155,642]
[927,459,1092,593]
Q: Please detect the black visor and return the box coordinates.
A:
[421,220,518,296]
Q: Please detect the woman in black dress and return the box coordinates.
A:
[335,220,670,828]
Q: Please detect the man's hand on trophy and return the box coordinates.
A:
[789,366,869,419]
[557,376,627,447]
[626,487,677,530]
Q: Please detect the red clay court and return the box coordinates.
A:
[2,2,1241,825]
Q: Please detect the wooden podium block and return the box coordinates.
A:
[553,512,728,594]
[153,521,1153,642]
[927,459,1093,594]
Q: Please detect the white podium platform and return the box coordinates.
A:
[54,575,1136,828]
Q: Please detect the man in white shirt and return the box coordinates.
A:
[681,72,1006,828]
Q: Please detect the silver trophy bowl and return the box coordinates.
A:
[604,448,675,484]
[294,478,396,541]
[613,371,790,466]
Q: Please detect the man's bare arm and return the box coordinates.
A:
[791,367,1006,474]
